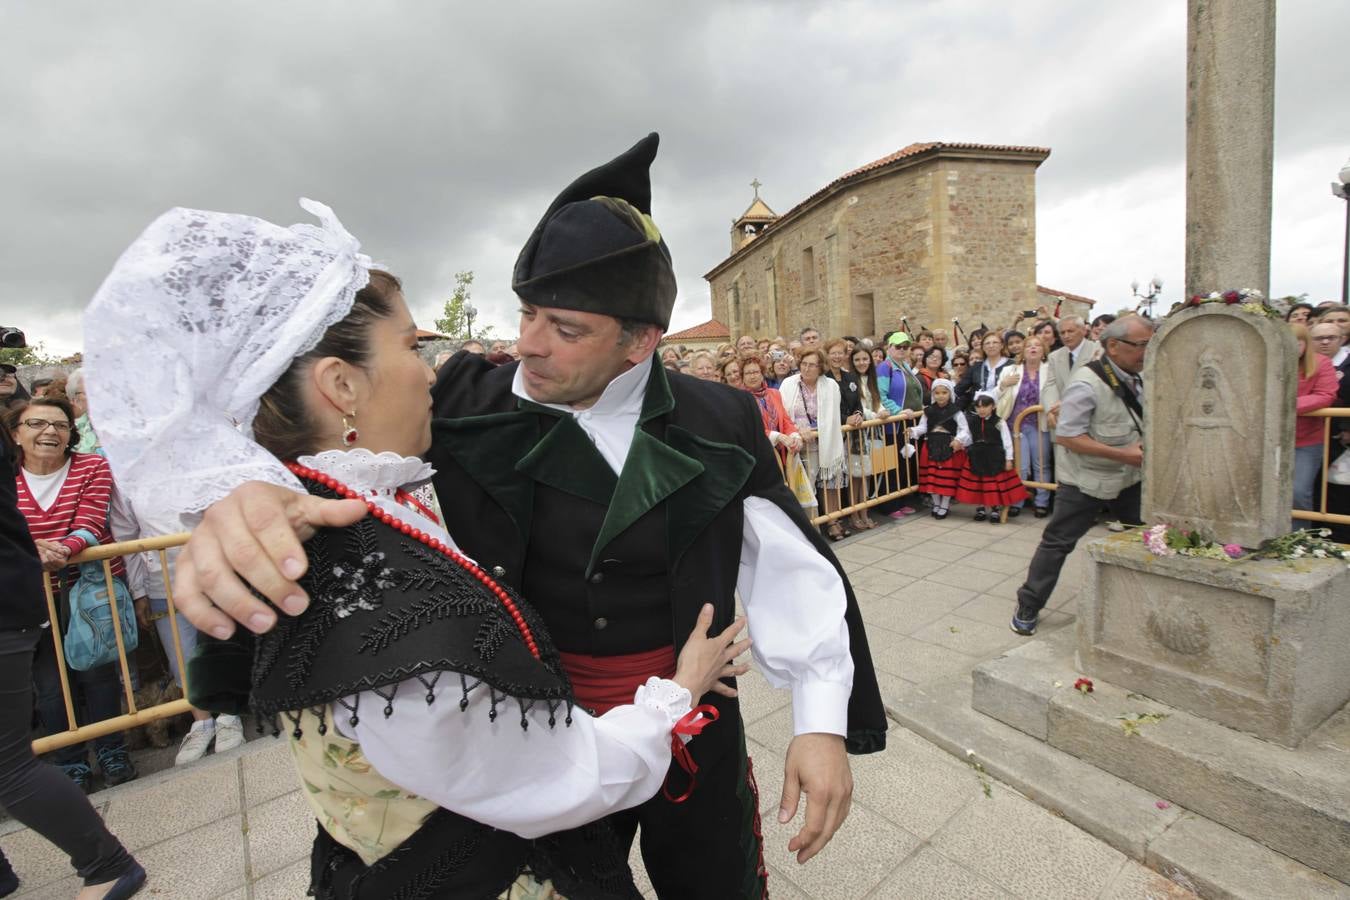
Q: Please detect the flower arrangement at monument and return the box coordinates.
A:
[1142,522,1350,566]
[1173,287,1285,319]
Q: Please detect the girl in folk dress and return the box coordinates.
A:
[906,379,971,520]
[955,391,1028,523]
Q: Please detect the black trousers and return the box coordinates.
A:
[607,713,768,900]
[0,627,136,885]
[1016,482,1141,615]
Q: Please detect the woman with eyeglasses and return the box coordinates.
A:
[2,396,146,898]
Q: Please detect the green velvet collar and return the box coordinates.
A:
[433,361,754,573]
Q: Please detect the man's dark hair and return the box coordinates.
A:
[617,316,659,348]
[1091,313,1116,328]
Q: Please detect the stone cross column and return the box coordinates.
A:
[1185,0,1276,298]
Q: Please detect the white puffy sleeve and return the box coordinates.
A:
[955,412,973,446]
[340,675,694,839]
[997,420,1014,460]
[908,413,929,440]
[738,496,853,737]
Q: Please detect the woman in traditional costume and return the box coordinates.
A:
[83,201,749,900]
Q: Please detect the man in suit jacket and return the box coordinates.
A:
[1041,315,1098,431]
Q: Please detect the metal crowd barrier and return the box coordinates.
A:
[34,533,192,755]
[769,413,919,526]
[1007,404,1350,527]
[34,404,1350,754]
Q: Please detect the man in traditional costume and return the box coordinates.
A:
[172,134,887,899]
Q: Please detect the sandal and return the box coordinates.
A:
[826,524,847,542]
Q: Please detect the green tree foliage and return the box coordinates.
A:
[433,271,493,340]
[0,341,60,367]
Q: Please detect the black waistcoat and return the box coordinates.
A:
[967,414,1006,476]
[525,480,672,655]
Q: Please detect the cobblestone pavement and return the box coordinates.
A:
[0,509,1197,899]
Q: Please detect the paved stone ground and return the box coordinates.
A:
[0,508,1197,899]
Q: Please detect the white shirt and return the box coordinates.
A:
[309,448,697,840]
[512,356,854,737]
[21,459,71,511]
[1334,346,1348,368]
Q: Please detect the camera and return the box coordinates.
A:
[1021,310,1038,319]
[1,327,25,349]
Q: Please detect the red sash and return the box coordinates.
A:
[558,645,677,715]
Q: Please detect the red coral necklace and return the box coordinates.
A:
[284,460,540,660]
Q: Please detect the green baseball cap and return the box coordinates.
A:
[887,332,912,346]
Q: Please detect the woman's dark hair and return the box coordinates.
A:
[849,345,880,402]
[1285,302,1315,321]
[252,270,403,461]
[4,397,80,460]
[922,347,945,370]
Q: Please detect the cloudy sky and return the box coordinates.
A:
[2,1,1347,357]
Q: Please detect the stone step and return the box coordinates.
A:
[888,673,1350,897]
[970,635,1350,884]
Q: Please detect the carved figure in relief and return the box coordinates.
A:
[1163,348,1252,523]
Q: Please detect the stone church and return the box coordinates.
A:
[704,141,1057,342]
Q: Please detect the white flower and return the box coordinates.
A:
[965,749,975,758]
[1312,548,1327,558]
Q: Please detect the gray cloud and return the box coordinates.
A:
[2,1,1346,355]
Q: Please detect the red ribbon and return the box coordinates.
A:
[663,704,720,803]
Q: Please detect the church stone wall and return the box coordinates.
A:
[709,153,1041,343]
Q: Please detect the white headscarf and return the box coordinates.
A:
[85,199,374,527]
[929,378,957,402]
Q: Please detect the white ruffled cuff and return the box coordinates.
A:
[632,677,694,740]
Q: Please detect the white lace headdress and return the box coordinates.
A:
[84,199,373,527]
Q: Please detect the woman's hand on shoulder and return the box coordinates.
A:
[674,604,751,700]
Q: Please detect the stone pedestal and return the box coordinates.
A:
[1079,533,1350,748]
[1142,304,1296,548]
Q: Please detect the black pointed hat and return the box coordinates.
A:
[512,132,677,329]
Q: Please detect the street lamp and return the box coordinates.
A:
[1131,276,1164,318]
[1332,156,1350,304]
[464,304,477,340]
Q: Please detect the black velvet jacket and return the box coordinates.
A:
[428,352,887,755]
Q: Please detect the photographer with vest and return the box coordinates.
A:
[1010,316,1155,636]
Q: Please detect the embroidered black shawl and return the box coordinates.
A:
[249,482,574,734]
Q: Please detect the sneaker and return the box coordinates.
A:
[1010,604,1040,636]
[1033,506,1050,518]
[96,746,139,787]
[1007,505,1022,518]
[175,720,215,765]
[60,761,93,793]
[214,714,245,753]
[888,506,917,519]
[989,506,1003,524]
[974,507,987,522]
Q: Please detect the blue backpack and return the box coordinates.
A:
[62,528,138,671]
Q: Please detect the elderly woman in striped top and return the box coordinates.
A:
[7,395,138,794]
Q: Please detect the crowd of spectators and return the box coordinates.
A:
[2,367,249,798]
[643,300,1350,539]
[0,297,1345,811]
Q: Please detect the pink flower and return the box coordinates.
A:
[1155,800,1171,810]
[1074,678,1094,695]
[1223,544,1243,559]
